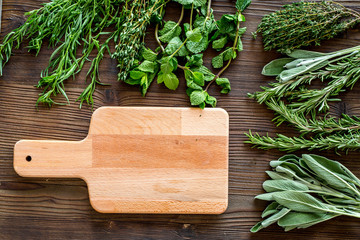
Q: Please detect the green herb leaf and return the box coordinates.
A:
[216,77,231,94]
[190,90,207,106]
[212,36,228,50]
[165,37,189,57]
[236,0,251,12]
[272,191,336,213]
[263,180,309,193]
[130,70,146,80]
[186,27,203,42]
[141,47,158,61]
[157,72,179,90]
[262,58,294,76]
[159,21,182,43]
[138,60,156,73]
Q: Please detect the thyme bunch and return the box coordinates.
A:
[255,1,360,53]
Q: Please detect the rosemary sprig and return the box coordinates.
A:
[247,46,360,152]
[255,1,360,53]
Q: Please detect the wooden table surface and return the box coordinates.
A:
[1,0,360,239]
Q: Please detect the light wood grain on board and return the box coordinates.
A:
[13,107,229,214]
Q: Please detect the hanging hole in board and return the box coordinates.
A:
[26,155,32,162]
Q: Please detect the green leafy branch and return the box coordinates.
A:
[252,154,360,232]
[123,0,251,108]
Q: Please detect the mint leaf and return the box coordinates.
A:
[159,21,182,43]
[172,0,192,5]
[163,73,179,90]
[190,90,206,105]
[192,65,215,82]
[159,56,178,74]
[212,36,228,50]
[216,77,231,94]
[223,48,235,61]
[165,37,189,57]
[186,27,202,42]
[138,60,156,73]
[238,27,247,36]
[186,36,208,54]
[236,0,251,12]
[212,54,224,68]
[237,38,243,51]
[217,15,236,34]
[193,0,207,7]
[186,54,203,67]
[192,72,205,86]
[205,94,217,107]
[124,77,141,85]
[130,70,146,80]
[141,71,158,96]
[141,47,157,61]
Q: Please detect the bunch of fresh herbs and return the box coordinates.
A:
[251,154,360,232]
[254,1,360,53]
[125,0,251,108]
[0,0,251,108]
[247,46,360,152]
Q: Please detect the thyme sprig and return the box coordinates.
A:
[255,1,360,53]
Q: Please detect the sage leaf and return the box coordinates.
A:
[287,49,326,59]
[266,171,293,181]
[272,191,337,213]
[250,222,263,233]
[262,58,294,76]
[278,212,338,229]
[302,154,360,197]
[261,202,280,218]
[261,208,291,228]
[263,180,309,193]
[255,192,275,201]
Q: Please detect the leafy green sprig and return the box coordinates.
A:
[251,154,360,232]
[247,46,360,152]
[124,0,250,108]
[255,1,360,53]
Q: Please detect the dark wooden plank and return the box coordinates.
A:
[1,0,360,239]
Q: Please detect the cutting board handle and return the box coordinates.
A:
[13,139,91,178]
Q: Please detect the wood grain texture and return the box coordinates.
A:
[0,0,360,239]
[13,107,229,214]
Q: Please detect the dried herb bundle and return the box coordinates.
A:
[255,1,360,53]
[252,154,360,232]
[247,47,360,152]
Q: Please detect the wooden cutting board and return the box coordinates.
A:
[13,107,229,214]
